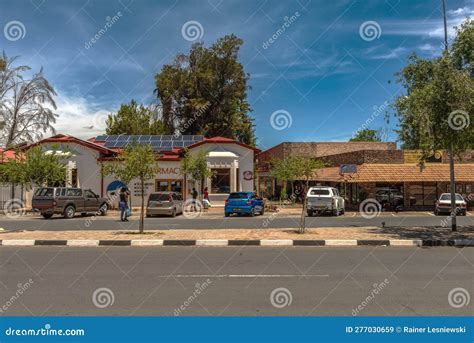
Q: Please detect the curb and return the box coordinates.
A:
[0,239,473,247]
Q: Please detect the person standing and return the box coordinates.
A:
[119,187,129,221]
[203,187,211,209]
[191,187,198,211]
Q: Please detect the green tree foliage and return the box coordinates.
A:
[103,142,159,233]
[0,145,66,187]
[105,100,169,135]
[155,35,255,145]
[269,156,299,200]
[394,19,474,149]
[451,19,474,78]
[349,128,383,142]
[394,54,474,156]
[181,149,212,199]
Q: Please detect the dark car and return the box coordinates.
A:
[32,187,109,219]
[224,192,265,217]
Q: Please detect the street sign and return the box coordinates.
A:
[340,164,357,174]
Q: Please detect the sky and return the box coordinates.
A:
[0,0,473,150]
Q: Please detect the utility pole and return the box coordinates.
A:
[442,0,457,231]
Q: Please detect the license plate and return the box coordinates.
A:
[234,208,241,211]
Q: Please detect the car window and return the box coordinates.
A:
[34,188,54,196]
[61,188,67,196]
[149,193,170,201]
[66,188,82,197]
[440,194,464,201]
[229,193,249,199]
[84,190,96,198]
[309,189,330,195]
[55,188,61,196]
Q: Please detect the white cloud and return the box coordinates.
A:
[51,92,115,140]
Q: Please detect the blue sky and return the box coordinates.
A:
[1,0,473,150]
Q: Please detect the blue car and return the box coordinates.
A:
[225,192,265,217]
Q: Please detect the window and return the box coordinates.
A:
[34,188,54,197]
[309,189,330,195]
[66,188,82,197]
[55,188,62,196]
[85,190,96,198]
[466,185,472,194]
[440,194,464,201]
[229,192,249,199]
[149,193,171,201]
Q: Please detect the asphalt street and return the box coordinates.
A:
[0,212,473,231]
[0,246,472,316]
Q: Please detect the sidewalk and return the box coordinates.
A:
[1,226,473,241]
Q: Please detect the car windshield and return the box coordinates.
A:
[149,193,171,201]
[440,194,464,201]
[310,189,330,195]
[229,193,250,199]
[34,188,54,196]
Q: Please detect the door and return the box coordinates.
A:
[84,189,99,212]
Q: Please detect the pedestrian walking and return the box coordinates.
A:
[119,187,130,221]
[191,187,198,211]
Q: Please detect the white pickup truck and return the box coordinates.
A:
[306,186,345,216]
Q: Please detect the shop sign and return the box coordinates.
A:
[243,170,253,180]
[158,167,180,175]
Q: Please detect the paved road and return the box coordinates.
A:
[0,246,472,316]
[0,212,473,231]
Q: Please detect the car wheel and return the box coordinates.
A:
[250,208,256,217]
[332,209,339,216]
[42,213,53,219]
[434,209,439,216]
[63,205,75,219]
[99,203,108,216]
[171,208,176,217]
[307,211,312,217]
[225,212,230,217]
[260,207,265,215]
[341,208,345,215]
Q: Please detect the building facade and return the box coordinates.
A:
[21,134,259,206]
[256,141,474,210]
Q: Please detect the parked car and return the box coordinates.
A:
[32,187,109,219]
[146,192,183,217]
[434,193,467,216]
[225,192,265,217]
[375,188,404,210]
[306,186,345,216]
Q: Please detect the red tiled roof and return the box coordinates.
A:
[26,134,115,155]
[187,136,261,153]
[312,164,474,183]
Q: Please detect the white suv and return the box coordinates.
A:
[306,186,345,216]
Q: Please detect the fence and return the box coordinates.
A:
[0,184,26,211]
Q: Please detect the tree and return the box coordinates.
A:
[103,142,159,233]
[269,156,300,201]
[451,19,473,78]
[155,35,256,145]
[105,100,169,135]
[0,145,67,188]
[394,54,474,230]
[350,128,383,142]
[293,157,325,234]
[181,149,212,201]
[0,52,57,148]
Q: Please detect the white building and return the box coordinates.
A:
[27,134,259,206]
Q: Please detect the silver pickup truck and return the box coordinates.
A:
[306,186,345,216]
[32,187,109,219]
